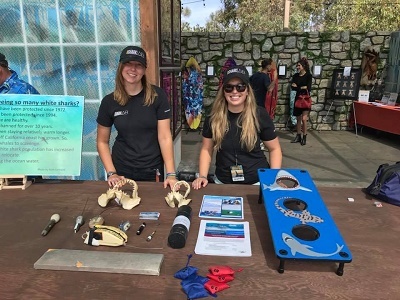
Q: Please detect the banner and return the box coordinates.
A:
[0,94,84,176]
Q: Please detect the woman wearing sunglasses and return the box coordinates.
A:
[290,57,313,145]
[192,65,282,189]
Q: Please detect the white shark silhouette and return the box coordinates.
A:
[282,233,343,257]
[263,170,312,192]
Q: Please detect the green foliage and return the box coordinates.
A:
[182,0,400,32]
[203,81,211,97]
[323,0,400,31]
[320,32,334,42]
[181,21,192,32]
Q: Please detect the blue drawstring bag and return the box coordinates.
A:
[174,254,198,280]
[174,254,214,299]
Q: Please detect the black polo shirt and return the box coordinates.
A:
[96,86,170,173]
[203,107,276,184]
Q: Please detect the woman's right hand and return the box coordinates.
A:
[107,174,125,187]
[192,177,208,190]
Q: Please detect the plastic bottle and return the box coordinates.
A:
[168,205,192,249]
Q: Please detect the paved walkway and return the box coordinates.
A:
[178,128,400,188]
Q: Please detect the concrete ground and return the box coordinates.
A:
[178,128,400,188]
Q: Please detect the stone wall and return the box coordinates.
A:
[181,31,391,131]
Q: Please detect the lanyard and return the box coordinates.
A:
[227,118,240,166]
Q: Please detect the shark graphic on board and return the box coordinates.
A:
[275,198,324,224]
[262,170,312,192]
[282,233,344,257]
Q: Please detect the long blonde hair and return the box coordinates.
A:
[210,85,260,151]
[113,63,157,106]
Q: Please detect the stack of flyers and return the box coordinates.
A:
[139,212,160,220]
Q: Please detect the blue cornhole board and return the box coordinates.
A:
[258,168,352,275]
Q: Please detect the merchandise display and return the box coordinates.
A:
[1,180,397,298]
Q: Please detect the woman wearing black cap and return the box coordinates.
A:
[96,46,177,189]
[192,65,282,189]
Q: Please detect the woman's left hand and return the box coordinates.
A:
[107,174,125,187]
[192,177,208,190]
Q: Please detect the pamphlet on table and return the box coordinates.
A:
[199,195,244,219]
[194,220,251,257]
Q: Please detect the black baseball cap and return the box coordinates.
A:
[119,46,147,67]
[223,65,250,86]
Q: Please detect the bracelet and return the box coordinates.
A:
[166,172,176,177]
[198,175,207,180]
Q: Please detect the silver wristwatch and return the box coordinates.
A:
[107,171,117,178]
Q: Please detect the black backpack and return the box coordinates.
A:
[365,162,400,206]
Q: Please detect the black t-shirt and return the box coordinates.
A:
[96,86,171,172]
[202,107,277,184]
[249,72,271,107]
[291,72,312,98]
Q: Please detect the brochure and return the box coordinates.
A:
[199,195,244,219]
[194,220,252,257]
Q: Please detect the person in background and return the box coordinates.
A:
[192,65,282,189]
[264,58,279,119]
[249,59,272,109]
[96,46,177,189]
[290,57,312,145]
[0,52,39,94]
[0,52,41,183]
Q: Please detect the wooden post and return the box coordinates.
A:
[140,0,160,85]
[283,0,291,31]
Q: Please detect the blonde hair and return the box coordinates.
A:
[210,85,260,151]
[113,63,157,106]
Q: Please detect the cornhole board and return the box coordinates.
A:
[34,249,164,276]
[257,169,352,276]
[182,57,203,129]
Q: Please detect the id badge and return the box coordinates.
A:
[230,165,245,182]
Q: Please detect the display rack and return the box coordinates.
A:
[0,175,32,190]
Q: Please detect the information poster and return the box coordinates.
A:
[0,94,84,176]
[331,68,362,100]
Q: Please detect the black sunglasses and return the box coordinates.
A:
[223,83,247,93]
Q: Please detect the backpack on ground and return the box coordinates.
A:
[365,162,400,206]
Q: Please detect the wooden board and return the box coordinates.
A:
[34,249,164,276]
